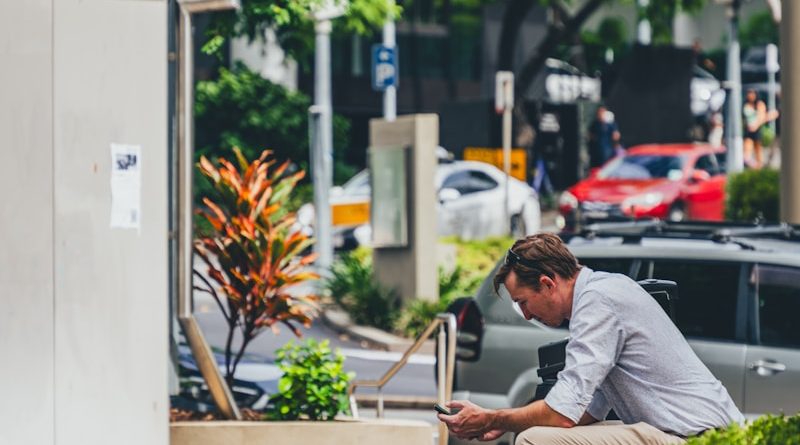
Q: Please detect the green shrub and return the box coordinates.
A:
[686,413,800,445]
[265,339,354,421]
[725,168,780,222]
[393,266,465,338]
[326,252,401,331]
[439,236,514,295]
[393,237,513,338]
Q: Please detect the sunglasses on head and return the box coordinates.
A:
[505,249,539,269]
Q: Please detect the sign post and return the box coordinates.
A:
[495,71,514,235]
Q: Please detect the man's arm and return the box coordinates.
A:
[493,400,598,432]
[439,400,600,440]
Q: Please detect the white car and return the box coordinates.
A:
[691,66,726,116]
[297,160,541,250]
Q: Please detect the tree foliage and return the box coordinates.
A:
[631,0,705,45]
[202,0,401,62]
[194,63,354,190]
[740,8,779,49]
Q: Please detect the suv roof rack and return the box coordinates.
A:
[560,219,800,246]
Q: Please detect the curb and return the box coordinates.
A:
[321,307,436,355]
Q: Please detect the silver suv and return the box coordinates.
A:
[447,221,800,445]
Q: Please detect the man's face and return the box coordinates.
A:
[505,270,564,327]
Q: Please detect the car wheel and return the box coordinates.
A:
[667,203,686,222]
[510,214,526,238]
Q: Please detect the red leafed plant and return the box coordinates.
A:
[193,147,318,384]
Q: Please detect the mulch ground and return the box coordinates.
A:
[170,408,263,422]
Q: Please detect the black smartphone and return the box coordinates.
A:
[434,403,451,415]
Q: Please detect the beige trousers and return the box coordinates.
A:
[515,421,686,445]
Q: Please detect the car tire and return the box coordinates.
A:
[667,202,687,222]
[510,213,526,238]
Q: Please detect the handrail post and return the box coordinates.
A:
[346,311,457,442]
[437,321,448,445]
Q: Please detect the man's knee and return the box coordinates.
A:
[514,426,564,445]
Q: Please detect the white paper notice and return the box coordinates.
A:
[110,143,141,231]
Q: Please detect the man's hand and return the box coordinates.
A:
[478,429,505,441]
[436,400,502,441]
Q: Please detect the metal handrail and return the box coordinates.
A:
[348,313,456,445]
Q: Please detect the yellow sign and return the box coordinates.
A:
[331,200,370,227]
[463,147,527,181]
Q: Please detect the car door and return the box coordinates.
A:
[743,264,800,416]
[439,168,503,239]
[683,153,726,220]
[637,259,747,410]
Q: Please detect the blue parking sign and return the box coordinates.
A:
[371,45,397,91]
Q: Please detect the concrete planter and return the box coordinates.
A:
[171,418,435,445]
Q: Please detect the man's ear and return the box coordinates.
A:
[540,275,555,289]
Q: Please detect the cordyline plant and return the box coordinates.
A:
[193,147,319,385]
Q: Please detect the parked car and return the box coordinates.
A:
[445,221,800,445]
[297,159,542,250]
[558,143,726,231]
[691,65,726,117]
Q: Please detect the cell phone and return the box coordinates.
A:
[434,403,451,415]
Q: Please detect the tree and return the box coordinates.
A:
[194,63,355,195]
[202,0,401,63]
[493,0,706,156]
[739,8,779,50]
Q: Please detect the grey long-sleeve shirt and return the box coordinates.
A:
[544,267,743,437]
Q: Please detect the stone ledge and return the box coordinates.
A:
[171,419,435,445]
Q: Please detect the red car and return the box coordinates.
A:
[559,143,727,230]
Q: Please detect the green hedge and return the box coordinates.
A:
[725,169,780,222]
[686,414,800,445]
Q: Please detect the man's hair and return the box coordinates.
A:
[493,233,580,294]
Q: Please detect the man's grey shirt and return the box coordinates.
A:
[544,267,743,437]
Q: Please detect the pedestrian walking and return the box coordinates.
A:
[743,89,779,169]
[588,105,620,170]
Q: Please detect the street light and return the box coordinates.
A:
[175,0,241,421]
[310,0,346,281]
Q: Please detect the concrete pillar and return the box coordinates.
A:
[0,1,169,444]
[370,114,439,302]
[780,1,800,223]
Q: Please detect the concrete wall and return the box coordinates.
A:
[0,1,169,444]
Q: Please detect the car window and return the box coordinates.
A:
[598,155,684,180]
[442,170,498,195]
[642,260,740,341]
[754,265,800,348]
[579,258,633,276]
[694,154,720,176]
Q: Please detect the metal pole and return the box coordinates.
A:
[726,1,744,174]
[766,43,778,132]
[383,0,397,121]
[313,18,335,277]
[503,90,512,235]
[176,2,241,420]
[437,324,447,445]
[781,0,800,223]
